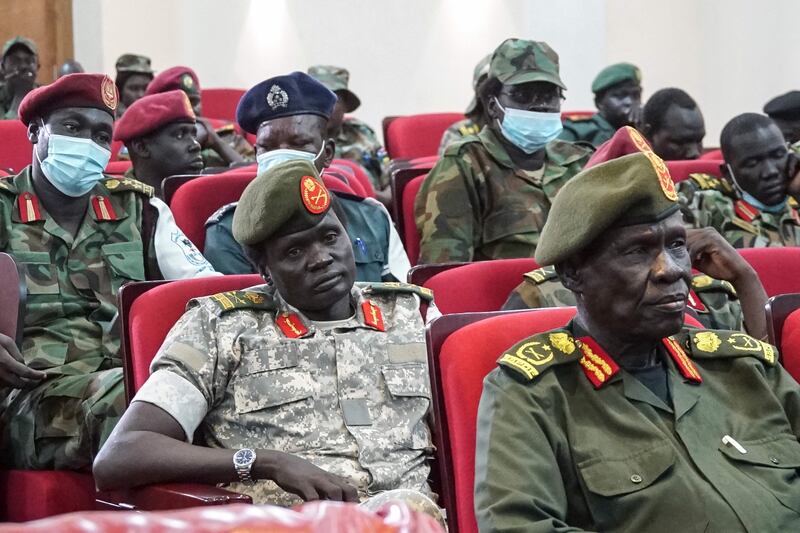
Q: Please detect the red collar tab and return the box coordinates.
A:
[577,336,620,389]
[686,290,708,313]
[91,195,118,221]
[18,192,43,223]
[276,312,309,338]
[662,337,702,383]
[361,300,385,331]
[734,199,758,222]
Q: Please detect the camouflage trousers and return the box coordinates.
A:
[0,367,125,470]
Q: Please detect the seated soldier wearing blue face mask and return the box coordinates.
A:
[414,38,593,264]
[203,72,410,283]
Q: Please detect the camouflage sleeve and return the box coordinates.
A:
[677,184,755,247]
[676,179,703,227]
[414,154,480,264]
[501,271,577,311]
[437,124,462,156]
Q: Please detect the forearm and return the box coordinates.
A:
[731,264,768,339]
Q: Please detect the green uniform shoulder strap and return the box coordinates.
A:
[442,133,482,157]
[102,176,155,197]
[359,281,434,302]
[458,122,481,137]
[687,173,735,196]
[498,328,582,382]
[683,328,777,366]
[0,176,16,194]
[523,265,558,285]
[194,288,277,315]
[690,274,737,296]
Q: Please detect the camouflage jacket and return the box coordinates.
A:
[502,265,744,332]
[677,173,800,247]
[133,282,434,505]
[437,118,481,156]
[335,117,389,190]
[0,168,152,376]
[559,113,616,147]
[414,127,592,264]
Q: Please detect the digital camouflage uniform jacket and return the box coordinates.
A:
[502,265,744,332]
[335,117,389,190]
[414,127,592,264]
[476,321,800,533]
[133,282,435,505]
[559,113,617,148]
[678,173,800,247]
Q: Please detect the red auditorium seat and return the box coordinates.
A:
[766,293,800,382]
[401,174,426,264]
[384,113,464,160]
[738,247,800,297]
[200,88,246,122]
[700,148,723,160]
[0,119,31,174]
[331,158,376,197]
[665,159,723,182]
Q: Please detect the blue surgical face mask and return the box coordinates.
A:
[36,124,111,197]
[727,164,788,214]
[256,141,325,176]
[494,97,563,154]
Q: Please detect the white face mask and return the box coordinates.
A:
[256,141,325,176]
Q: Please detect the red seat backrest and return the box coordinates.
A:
[425,258,538,314]
[780,308,800,382]
[0,120,31,174]
[105,161,132,176]
[385,113,464,160]
[665,159,723,183]
[402,174,426,265]
[739,247,800,297]
[700,148,723,161]
[331,159,375,198]
[200,88,246,122]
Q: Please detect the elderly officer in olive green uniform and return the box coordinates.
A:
[95,160,442,524]
[308,65,389,191]
[560,62,642,147]
[678,112,800,248]
[475,147,800,532]
[415,38,592,264]
[0,36,40,120]
[438,54,491,155]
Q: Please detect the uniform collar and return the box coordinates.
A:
[477,126,590,177]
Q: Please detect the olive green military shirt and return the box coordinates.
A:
[476,322,800,532]
[677,173,800,247]
[502,265,744,331]
[414,127,592,264]
[559,113,616,147]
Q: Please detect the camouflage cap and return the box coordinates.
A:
[591,62,641,94]
[465,54,492,116]
[232,159,332,245]
[2,36,37,59]
[308,65,361,113]
[535,151,680,266]
[489,38,565,90]
[115,53,154,75]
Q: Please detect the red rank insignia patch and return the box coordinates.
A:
[276,313,308,338]
[91,195,118,221]
[686,290,707,313]
[577,336,620,389]
[300,176,330,215]
[734,199,758,222]
[18,192,42,223]
[361,300,385,331]
[662,337,702,383]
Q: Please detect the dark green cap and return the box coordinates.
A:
[308,65,360,113]
[489,38,565,90]
[465,53,492,115]
[535,151,680,266]
[2,36,37,59]
[591,62,641,94]
[232,160,332,245]
[115,54,153,75]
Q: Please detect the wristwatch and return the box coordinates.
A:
[232,448,256,485]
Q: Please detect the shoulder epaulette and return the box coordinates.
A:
[523,265,558,285]
[688,173,734,195]
[690,274,736,295]
[205,202,237,226]
[359,281,433,302]
[458,123,481,137]
[683,329,777,366]
[497,329,581,382]
[103,177,154,197]
[198,288,277,315]
[442,134,482,157]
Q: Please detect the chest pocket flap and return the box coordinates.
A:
[101,241,145,281]
[719,434,800,468]
[13,250,59,295]
[382,362,431,399]
[579,443,675,497]
[234,339,313,413]
[351,234,385,265]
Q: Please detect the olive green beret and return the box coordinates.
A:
[534,151,680,266]
[232,159,332,245]
[591,62,641,94]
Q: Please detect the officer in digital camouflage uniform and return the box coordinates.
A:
[94,159,443,524]
[764,90,800,148]
[503,127,768,338]
[678,112,800,248]
[415,38,592,264]
[560,62,642,147]
[437,54,491,155]
[114,53,154,117]
[0,36,40,120]
[308,65,389,192]
[475,147,800,533]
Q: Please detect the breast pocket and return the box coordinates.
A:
[381,362,432,450]
[351,234,385,282]
[101,241,145,294]
[13,251,59,295]
[482,207,546,248]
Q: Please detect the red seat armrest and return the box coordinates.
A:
[96,483,252,511]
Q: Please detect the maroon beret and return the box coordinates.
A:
[145,66,200,96]
[113,90,196,142]
[585,126,654,169]
[18,73,118,125]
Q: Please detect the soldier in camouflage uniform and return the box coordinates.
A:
[308,65,390,192]
[0,37,40,120]
[94,160,441,523]
[114,53,153,118]
[415,38,592,264]
[438,54,491,155]
[678,113,800,248]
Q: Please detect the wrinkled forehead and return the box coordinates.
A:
[43,106,115,128]
[578,211,686,262]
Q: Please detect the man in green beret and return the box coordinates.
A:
[95,160,442,524]
[474,148,800,532]
[438,54,492,155]
[560,62,642,147]
[0,36,40,119]
[415,38,592,264]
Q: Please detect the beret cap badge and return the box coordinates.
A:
[267,84,289,110]
[101,76,118,110]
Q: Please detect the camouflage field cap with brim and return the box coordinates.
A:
[308,65,361,113]
[489,38,566,90]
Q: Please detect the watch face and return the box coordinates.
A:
[234,449,254,466]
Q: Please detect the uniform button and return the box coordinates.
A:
[770,457,780,465]
[373,251,381,259]
[630,474,643,483]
